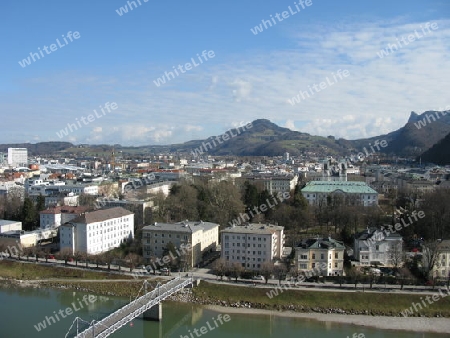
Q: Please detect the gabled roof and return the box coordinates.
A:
[296,237,345,250]
[301,181,377,194]
[68,207,133,224]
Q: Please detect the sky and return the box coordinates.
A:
[1,0,449,146]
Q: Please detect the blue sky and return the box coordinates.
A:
[1,0,449,146]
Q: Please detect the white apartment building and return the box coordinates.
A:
[423,240,450,279]
[59,207,134,254]
[301,181,378,207]
[142,221,219,268]
[295,237,345,276]
[220,223,285,271]
[261,176,298,195]
[27,182,98,196]
[7,148,28,167]
[39,206,90,229]
[354,228,403,267]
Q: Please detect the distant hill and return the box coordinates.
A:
[0,142,73,156]
[2,110,450,158]
[168,119,350,157]
[350,111,450,157]
[419,132,450,165]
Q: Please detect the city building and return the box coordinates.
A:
[142,221,219,268]
[301,181,378,206]
[39,205,90,229]
[295,237,345,276]
[423,240,450,279]
[243,175,298,195]
[0,220,22,233]
[7,148,28,167]
[220,223,285,271]
[59,207,134,254]
[354,228,403,267]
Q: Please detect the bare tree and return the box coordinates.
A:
[387,240,404,272]
[274,264,288,285]
[212,258,227,280]
[422,240,441,282]
[56,248,73,265]
[260,261,274,284]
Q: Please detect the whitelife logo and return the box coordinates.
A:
[250,0,313,35]
[18,31,81,68]
[377,22,438,59]
[153,50,215,87]
[56,102,118,138]
[288,69,350,106]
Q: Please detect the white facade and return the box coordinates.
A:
[0,220,22,233]
[59,207,134,254]
[423,240,450,279]
[142,221,219,267]
[262,176,298,195]
[220,223,285,271]
[295,238,345,276]
[354,228,403,267]
[7,148,28,167]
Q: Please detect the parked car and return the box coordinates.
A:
[47,255,55,259]
[252,275,264,280]
[160,267,170,275]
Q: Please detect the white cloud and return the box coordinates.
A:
[4,18,450,145]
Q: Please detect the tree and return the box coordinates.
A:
[422,240,441,282]
[260,262,274,284]
[212,259,227,280]
[387,240,404,272]
[346,266,361,289]
[73,251,84,267]
[102,251,115,271]
[21,197,37,231]
[273,264,288,285]
[57,248,73,265]
[228,262,244,282]
[126,253,141,272]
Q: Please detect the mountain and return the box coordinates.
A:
[168,119,350,157]
[1,110,450,158]
[0,142,74,156]
[419,132,450,165]
[350,111,450,157]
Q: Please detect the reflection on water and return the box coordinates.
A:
[0,284,447,338]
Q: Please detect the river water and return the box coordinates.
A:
[0,285,446,338]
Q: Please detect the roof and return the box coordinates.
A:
[296,237,345,250]
[0,220,22,226]
[142,221,219,233]
[301,181,378,194]
[40,206,90,215]
[67,207,133,224]
[221,223,284,235]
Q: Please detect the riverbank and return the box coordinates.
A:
[2,260,450,320]
[203,305,450,334]
[186,281,450,318]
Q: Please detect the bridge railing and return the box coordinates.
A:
[72,276,193,338]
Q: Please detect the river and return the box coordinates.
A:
[0,285,446,338]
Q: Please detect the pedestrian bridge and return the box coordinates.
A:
[65,276,194,338]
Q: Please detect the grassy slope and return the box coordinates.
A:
[193,282,450,317]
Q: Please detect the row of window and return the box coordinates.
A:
[224,250,265,256]
[224,243,265,248]
[299,253,340,259]
[224,235,267,241]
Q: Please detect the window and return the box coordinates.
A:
[321,254,324,260]
[335,252,338,259]
[300,254,307,259]
[312,253,316,259]
[299,263,307,269]
[312,263,316,268]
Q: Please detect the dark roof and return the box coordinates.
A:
[68,207,133,224]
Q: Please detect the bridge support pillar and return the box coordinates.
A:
[144,302,162,321]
